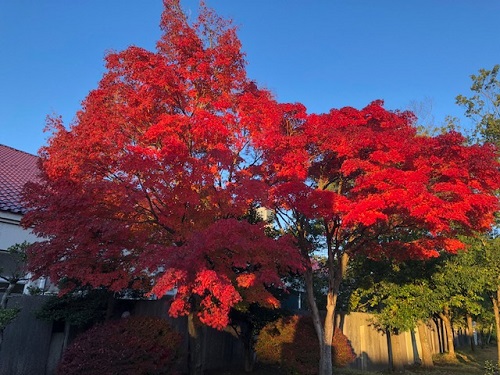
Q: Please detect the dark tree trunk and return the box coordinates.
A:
[188,313,204,375]
[0,281,19,348]
[389,332,404,372]
[304,268,328,374]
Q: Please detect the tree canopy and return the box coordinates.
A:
[255,99,499,374]
[457,64,500,148]
[22,2,500,374]
[23,0,303,330]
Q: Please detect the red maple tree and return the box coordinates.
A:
[22,2,500,374]
[250,99,500,374]
[23,0,302,331]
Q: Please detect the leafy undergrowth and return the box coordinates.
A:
[206,346,499,375]
[405,346,497,375]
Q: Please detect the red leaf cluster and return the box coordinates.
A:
[57,316,181,375]
[22,1,500,331]
[23,1,303,329]
[258,100,499,260]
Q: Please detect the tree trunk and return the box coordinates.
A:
[105,293,116,320]
[389,332,405,372]
[241,321,255,373]
[304,268,328,374]
[417,321,434,367]
[243,342,254,373]
[490,287,500,368]
[188,313,204,375]
[439,308,456,359]
[0,281,16,310]
[319,253,349,375]
[321,289,335,375]
[0,281,17,349]
[301,212,349,375]
[466,313,475,352]
[433,317,445,353]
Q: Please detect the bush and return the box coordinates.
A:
[0,308,20,330]
[36,288,110,328]
[57,316,182,375]
[255,315,355,374]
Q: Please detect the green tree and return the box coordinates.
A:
[349,257,439,368]
[457,66,500,364]
[456,65,500,148]
[349,249,490,366]
[430,250,487,357]
[473,236,500,365]
[0,242,30,345]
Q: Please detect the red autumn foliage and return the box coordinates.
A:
[258,100,499,261]
[252,98,499,374]
[57,316,181,375]
[255,315,356,373]
[23,0,303,330]
[22,5,500,365]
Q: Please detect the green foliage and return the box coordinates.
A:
[36,288,110,328]
[57,316,181,375]
[5,242,28,264]
[484,360,499,375]
[255,315,355,374]
[348,240,496,335]
[0,308,20,330]
[0,242,30,331]
[348,257,441,333]
[1,241,29,283]
[231,301,291,338]
[456,64,500,148]
[5,242,28,261]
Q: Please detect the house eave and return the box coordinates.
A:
[0,210,23,226]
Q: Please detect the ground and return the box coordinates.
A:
[206,345,498,374]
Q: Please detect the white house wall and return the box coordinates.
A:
[0,211,38,251]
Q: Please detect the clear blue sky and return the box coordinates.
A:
[1,1,500,155]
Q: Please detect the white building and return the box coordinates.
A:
[0,144,46,294]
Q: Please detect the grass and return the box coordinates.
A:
[206,346,499,375]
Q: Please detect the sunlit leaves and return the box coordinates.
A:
[22,1,302,330]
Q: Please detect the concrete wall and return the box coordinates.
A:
[340,312,392,371]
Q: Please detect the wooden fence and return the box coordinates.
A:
[0,295,472,375]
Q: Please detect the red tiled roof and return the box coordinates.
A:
[0,145,39,214]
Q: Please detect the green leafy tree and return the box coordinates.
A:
[349,248,491,366]
[430,251,485,358]
[349,258,439,368]
[457,66,500,364]
[472,236,500,365]
[456,65,500,148]
[0,242,30,345]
